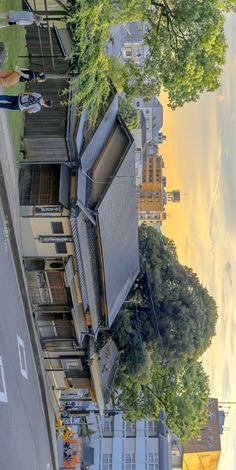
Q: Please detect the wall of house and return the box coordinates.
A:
[20,215,74,257]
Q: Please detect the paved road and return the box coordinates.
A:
[0,207,53,470]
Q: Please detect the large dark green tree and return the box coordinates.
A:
[113,226,217,366]
[104,227,217,441]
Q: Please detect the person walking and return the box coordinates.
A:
[0,93,53,113]
[0,67,46,87]
[0,11,43,28]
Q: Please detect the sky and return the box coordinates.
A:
[161,13,236,470]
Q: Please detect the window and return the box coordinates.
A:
[55,242,67,254]
[46,271,68,303]
[125,421,136,435]
[102,454,112,470]
[51,222,64,234]
[20,165,60,205]
[147,453,158,470]
[103,417,114,435]
[123,453,135,470]
[27,270,68,305]
[148,420,158,435]
[125,50,132,57]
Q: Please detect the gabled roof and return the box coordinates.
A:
[73,98,139,330]
[96,139,139,327]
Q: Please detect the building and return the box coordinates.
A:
[134,97,163,145]
[182,399,222,470]
[137,150,180,227]
[20,26,139,412]
[106,22,163,149]
[131,110,147,183]
[88,414,182,470]
[158,132,167,145]
[107,21,149,65]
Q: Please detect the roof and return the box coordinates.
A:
[70,208,101,336]
[77,93,119,167]
[89,338,119,415]
[74,104,140,329]
[96,140,139,327]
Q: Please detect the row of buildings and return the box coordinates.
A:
[20,18,180,417]
[19,24,140,416]
[106,22,181,228]
[133,99,180,228]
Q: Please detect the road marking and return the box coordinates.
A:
[0,356,8,402]
[17,335,28,379]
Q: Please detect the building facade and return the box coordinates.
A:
[132,110,147,183]
[136,148,180,227]
[20,29,140,412]
[134,97,163,145]
[182,399,222,470]
[88,415,182,470]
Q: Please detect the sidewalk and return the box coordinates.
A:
[0,100,60,469]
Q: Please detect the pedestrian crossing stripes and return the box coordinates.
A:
[17,335,28,379]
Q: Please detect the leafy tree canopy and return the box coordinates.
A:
[112,226,218,367]
[143,0,227,108]
[98,227,218,440]
[67,0,236,122]
[118,95,139,130]
[114,359,210,442]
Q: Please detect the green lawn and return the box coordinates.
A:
[0,0,27,161]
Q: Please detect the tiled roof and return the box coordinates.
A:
[70,208,101,336]
[96,141,139,328]
[74,97,139,329]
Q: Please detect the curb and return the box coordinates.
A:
[0,160,58,470]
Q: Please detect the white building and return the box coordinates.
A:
[131,110,147,184]
[88,415,182,470]
[134,97,163,145]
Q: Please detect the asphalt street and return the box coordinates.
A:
[0,208,53,470]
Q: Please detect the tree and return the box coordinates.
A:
[118,96,139,130]
[105,227,217,440]
[67,0,236,122]
[143,0,227,108]
[219,0,236,12]
[113,227,218,365]
[114,360,210,442]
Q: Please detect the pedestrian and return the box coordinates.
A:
[0,11,43,28]
[0,93,53,113]
[0,67,46,87]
